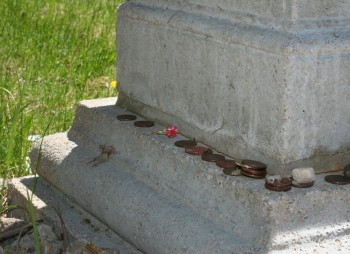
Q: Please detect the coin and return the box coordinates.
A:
[117,114,137,121]
[240,167,267,176]
[265,176,292,187]
[325,175,350,185]
[241,170,266,179]
[134,121,155,127]
[201,153,225,162]
[265,183,291,192]
[174,140,197,148]
[216,160,236,169]
[240,160,267,170]
[223,168,241,176]
[185,146,212,156]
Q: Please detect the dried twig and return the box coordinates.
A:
[85,242,103,254]
[0,219,43,241]
[52,204,68,252]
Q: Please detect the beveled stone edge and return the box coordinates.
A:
[130,0,350,32]
[118,2,350,56]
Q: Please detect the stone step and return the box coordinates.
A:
[29,97,350,253]
[7,176,143,254]
[29,131,256,253]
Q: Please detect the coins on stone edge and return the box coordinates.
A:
[223,168,241,176]
[241,170,266,179]
[201,153,225,162]
[325,175,350,185]
[134,120,155,127]
[240,160,267,170]
[117,114,137,121]
[185,146,212,156]
[174,140,197,148]
[216,160,236,169]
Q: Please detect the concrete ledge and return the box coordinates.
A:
[29,97,350,253]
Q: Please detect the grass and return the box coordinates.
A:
[0,0,124,180]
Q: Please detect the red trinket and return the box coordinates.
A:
[165,125,179,138]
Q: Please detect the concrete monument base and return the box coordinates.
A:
[29,98,350,253]
[117,0,350,174]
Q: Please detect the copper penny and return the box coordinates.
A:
[216,160,236,169]
[117,114,137,121]
[134,121,155,127]
[241,167,267,176]
[325,175,350,185]
[223,168,241,176]
[201,153,225,162]
[241,170,266,179]
[265,177,292,187]
[240,160,267,170]
[185,146,212,156]
[174,140,197,148]
[265,183,291,192]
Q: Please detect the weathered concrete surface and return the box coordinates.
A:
[7,176,143,254]
[29,98,350,253]
[116,0,350,174]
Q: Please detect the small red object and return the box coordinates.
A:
[165,125,179,138]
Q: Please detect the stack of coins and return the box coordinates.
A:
[265,176,292,192]
[185,146,213,156]
[236,160,267,179]
[216,160,241,176]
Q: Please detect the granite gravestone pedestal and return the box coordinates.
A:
[116,0,350,174]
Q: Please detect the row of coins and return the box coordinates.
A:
[117,114,267,179]
[117,114,350,190]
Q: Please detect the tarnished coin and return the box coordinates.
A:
[117,114,137,121]
[325,175,350,185]
[240,160,267,170]
[185,146,212,156]
[216,160,236,169]
[241,169,267,177]
[223,168,241,176]
[241,170,266,179]
[265,183,291,192]
[265,176,292,187]
[134,121,155,127]
[174,140,197,148]
[201,153,225,162]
